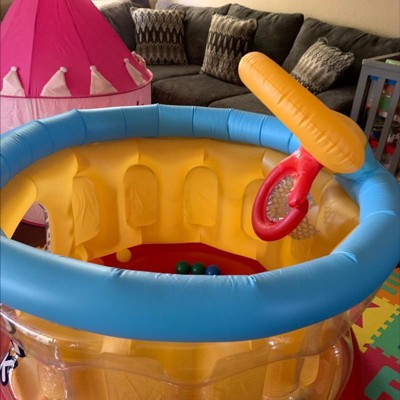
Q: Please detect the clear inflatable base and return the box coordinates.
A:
[1,315,353,400]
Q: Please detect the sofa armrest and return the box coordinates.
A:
[99,0,150,51]
[316,86,357,116]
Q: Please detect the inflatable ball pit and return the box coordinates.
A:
[1,53,399,400]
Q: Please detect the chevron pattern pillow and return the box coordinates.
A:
[290,37,355,94]
[131,8,188,65]
[201,14,257,85]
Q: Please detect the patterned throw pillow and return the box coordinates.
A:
[290,37,355,94]
[131,8,188,65]
[201,14,257,85]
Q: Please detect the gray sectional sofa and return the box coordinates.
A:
[101,0,400,116]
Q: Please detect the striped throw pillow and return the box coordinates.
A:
[201,14,257,85]
[131,8,188,65]
[290,37,355,94]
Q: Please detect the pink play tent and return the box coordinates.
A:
[0,0,152,134]
[1,0,152,226]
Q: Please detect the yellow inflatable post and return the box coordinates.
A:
[239,52,366,174]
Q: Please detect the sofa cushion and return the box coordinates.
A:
[290,37,355,94]
[315,86,357,115]
[99,0,151,51]
[156,1,231,65]
[131,8,188,65]
[227,4,304,65]
[150,64,201,83]
[283,18,400,86]
[201,14,257,84]
[152,74,250,106]
[209,93,272,115]
[209,85,357,116]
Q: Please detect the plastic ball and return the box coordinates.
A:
[116,248,132,263]
[176,260,191,274]
[191,262,205,275]
[205,265,221,275]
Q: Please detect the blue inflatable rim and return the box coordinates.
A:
[1,105,399,342]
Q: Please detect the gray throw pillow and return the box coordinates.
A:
[290,37,355,94]
[282,18,400,87]
[131,8,188,65]
[201,14,257,85]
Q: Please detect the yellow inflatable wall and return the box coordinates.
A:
[1,138,359,269]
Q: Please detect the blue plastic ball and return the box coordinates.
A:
[205,265,221,275]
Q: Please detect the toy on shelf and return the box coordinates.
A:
[0,53,399,400]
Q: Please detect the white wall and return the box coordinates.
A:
[170,0,400,38]
[2,0,399,37]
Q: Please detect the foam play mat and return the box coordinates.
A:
[342,267,400,400]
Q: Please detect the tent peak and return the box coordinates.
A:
[1,0,151,97]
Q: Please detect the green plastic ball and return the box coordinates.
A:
[175,260,191,274]
[191,262,205,275]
